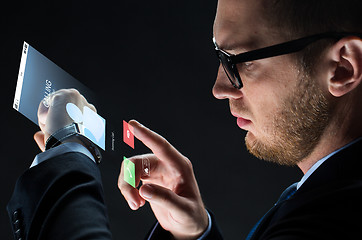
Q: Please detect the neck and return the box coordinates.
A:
[297,134,354,174]
[297,99,362,174]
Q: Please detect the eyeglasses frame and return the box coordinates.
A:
[213,32,362,89]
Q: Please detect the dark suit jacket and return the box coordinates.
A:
[250,139,362,240]
[7,152,112,240]
[8,140,362,240]
[7,148,222,240]
[150,139,362,239]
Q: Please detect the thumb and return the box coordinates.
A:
[38,99,50,130]
[139,184,188,215]
[34,131,46,152]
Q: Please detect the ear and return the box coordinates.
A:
[327,37,362,97]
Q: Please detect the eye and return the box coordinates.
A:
[236,61,255,73]
[243,62,254,70]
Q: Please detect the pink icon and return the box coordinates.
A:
[123,120,134,149]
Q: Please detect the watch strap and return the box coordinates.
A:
[45,123,79,150]
[45,123,102,164]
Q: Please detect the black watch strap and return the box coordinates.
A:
[45,123,102,164]
[45,123,79,150]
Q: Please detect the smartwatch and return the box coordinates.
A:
[45,122,102,164]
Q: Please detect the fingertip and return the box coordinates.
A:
[88,103,97,113]
[128,119,140,129]
[118,173,145,211]
[128,119,138,124]
[128,119,144,137]
[34,131,45,152]
[139,184,154,200]
[140,199,146,207]
[34,131,41,139]
[128,200,139,210]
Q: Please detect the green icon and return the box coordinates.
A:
[124,156,136,188]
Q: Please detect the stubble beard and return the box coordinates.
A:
[245,71,332,166]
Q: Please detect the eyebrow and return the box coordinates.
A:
[213,36,248,53]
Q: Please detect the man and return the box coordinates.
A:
[7,0,362,240]
[119,0,362,239]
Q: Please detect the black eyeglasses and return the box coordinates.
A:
[214,32,362,89]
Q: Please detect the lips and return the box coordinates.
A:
[231,112,252,129]
[237,117,251,129]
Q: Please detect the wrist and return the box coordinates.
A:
[45,123,80,150]
[172,209,209,240]
[61,136,88,148]
[45,122,102,164]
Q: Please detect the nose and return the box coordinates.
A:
[212,64,243,100]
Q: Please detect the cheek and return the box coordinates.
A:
[242,57,300,131]
[245,84,281,118]
[256,100,281,134]
[245,84,293,137]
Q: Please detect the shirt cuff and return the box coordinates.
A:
[197,210,212,240]
[30,142,96,168]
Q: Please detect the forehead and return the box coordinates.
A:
[213,0,274,51]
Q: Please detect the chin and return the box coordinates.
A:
[245,131,258,148]
[244,131,261,156]
[244,131,298,166]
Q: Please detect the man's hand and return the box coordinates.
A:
[34,88,96,151]
[118,120,208,240]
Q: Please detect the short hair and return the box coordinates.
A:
[264,0,362,38]
[263,0,362,74]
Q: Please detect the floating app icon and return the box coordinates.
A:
[124,156,135,188]
[66,103,106,150]
[83,106,106,150]
[142,157,150,177]
[66,102,83,123]
[123,120,134,149]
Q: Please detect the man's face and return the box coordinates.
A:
[213,0,331,165]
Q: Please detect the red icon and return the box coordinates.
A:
[123,120,134,149]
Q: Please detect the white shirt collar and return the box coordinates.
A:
[297,137,362,190]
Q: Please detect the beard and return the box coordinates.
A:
[245,71,332,166]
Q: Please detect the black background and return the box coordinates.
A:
[1,1,301,239]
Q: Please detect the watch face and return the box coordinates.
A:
[65,103,106,151]
[82,106,106,151]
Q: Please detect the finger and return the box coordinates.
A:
[38,98,50,129]
[128,120,189,168]
[38,89,68,128]
[61,89,97,116]
[118,153,162,209]
[118,158,146,210]
[118,153,188,208]
[87,103,97,113]
[34,131,46,152]
[50,89,83,108]
[139,184,190,218]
